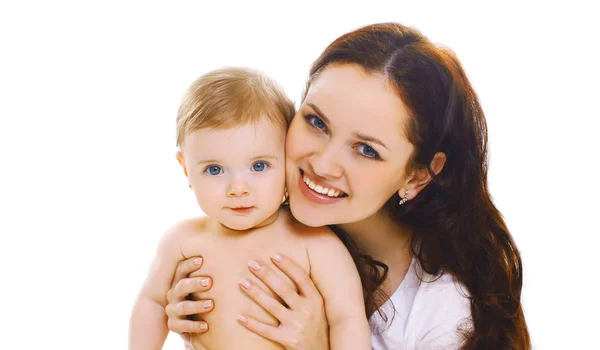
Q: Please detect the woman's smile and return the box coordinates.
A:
[297,169,347,204]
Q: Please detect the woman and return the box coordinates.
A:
[164,22,530,349]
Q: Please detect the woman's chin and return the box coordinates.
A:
[288,201,333,227]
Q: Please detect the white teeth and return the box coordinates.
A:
[302,172,345,198]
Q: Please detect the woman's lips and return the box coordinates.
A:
[297,170,346,204]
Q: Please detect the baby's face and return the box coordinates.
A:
[178,119,286,230]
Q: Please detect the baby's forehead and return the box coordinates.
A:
[183,121,285,161]
[190,121,284,141]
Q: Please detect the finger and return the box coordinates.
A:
[237,314,284,345]
[167,319,209,334]
[167,277,212,303]
[165,299,214,317]
[239,277,288,322]
[247,260,300,308]
[270,253,318,299]
[171,256,204,288]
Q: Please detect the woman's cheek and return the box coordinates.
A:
[295,125,320,157]
[285,122,303,158]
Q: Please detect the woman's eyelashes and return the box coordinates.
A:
[304,113,382,161]
[304,114,328,133]
[354,143,382,160]
[203,161,271,175]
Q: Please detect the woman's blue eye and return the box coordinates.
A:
[313,118,326,129]
[306,114,328,132]
[206,165,223,175]
[356,144,380,159]
[252,161,269,172]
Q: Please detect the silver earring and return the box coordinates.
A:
[398,190,410,205]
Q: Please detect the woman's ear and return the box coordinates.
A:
[398,152,446,199]
[176,151,189,177]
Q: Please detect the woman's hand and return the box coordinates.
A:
[165,256,214,348]
[238,253,329,350]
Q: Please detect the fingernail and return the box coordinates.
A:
[238,314,248,323]
[239,278,251,290]
[194,258,203,265]
[199,322,208,330]
[201,300,213,308]
[248,260,260,270]
[200,278,210,287]
[271,253,282,262]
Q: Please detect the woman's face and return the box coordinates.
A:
[285,63,415,227]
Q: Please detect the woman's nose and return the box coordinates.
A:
[308,143,343,179]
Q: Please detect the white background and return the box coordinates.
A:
[1,1,598,349]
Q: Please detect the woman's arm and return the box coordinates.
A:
[238,253,330,350]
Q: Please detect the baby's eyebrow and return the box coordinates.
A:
[196,159,220,165]
[195,155,278,166]
[251,154,279,161]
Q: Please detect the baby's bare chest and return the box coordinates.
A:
[182,230,309,296]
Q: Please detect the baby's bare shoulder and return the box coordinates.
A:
[172,216,209,232]
[165,216,209,238]
[159,216,213,249]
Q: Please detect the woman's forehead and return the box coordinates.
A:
[305,64,411,142]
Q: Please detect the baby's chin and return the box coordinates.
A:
[221,220,256,231]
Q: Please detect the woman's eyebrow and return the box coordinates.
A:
[306,103,331,124]
[307,102,388,150]
[353,132,388,150]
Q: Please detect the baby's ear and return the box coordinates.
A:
[176,151,188,177]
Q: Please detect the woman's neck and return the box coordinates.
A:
[338,211,413,296]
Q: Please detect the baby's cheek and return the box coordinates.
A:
[195,187,222,213]
[259,174,285,202]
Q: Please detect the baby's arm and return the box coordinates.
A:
[129,221,190,350]
[306,229,371,350]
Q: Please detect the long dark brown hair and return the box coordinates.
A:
[306,23,530,349]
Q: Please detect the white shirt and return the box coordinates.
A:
[369,259,472,350]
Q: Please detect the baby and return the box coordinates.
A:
[129,67,370,350]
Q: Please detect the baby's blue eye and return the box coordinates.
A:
[356,144,380,159]
[252,161,269,172]
[206,165,223,175]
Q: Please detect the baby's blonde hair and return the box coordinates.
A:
[176,67,295,146]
